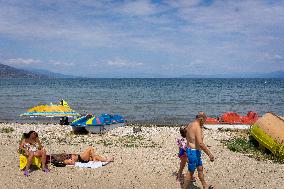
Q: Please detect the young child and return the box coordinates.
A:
[176,126,196,182]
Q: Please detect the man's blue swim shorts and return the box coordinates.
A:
[186,147,203,172]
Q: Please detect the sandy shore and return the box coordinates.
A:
[0,123,283,189]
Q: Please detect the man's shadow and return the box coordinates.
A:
[173,172,200,189]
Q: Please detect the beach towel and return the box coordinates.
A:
[72,161,109,169]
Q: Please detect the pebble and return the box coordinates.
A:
[0,123,283,189]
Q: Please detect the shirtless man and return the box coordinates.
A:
[183,112,214,189]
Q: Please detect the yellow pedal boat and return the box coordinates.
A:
[250,112,284,159]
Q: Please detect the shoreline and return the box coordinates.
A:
[0,122,283,189]
[0,121,186,127]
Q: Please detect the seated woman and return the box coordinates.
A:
[19,131,49,176]
[59,146,114,165]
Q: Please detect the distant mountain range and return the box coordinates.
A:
[0,63,78,78]
[23,68,79,78]
[0,63,283,78]
[180,71,284,78]
[0,63,46,78]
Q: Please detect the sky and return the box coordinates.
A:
[0,0,283,78]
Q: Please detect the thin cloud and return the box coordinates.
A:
[4,58,41,66]
[116,0,158,16]
[49,60,75,67]
[106,59,144,68]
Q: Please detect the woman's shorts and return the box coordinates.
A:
[178,148,187,158]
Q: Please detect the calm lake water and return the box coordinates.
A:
[0,78,283,125]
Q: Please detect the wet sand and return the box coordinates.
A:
[0,123,283,189]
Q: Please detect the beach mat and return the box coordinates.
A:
[70,161,109,169]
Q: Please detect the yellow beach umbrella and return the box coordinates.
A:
[20,100,80,117]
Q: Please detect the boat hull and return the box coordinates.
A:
[204,124,250,130]
[85,123,125,134]
[71,126,88,133]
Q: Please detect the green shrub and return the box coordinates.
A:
[0,127,14,133]
[96,135,160,148]
[223,136,284,163]
[226,137,255,153]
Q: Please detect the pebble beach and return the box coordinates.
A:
[0,123,283,189]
